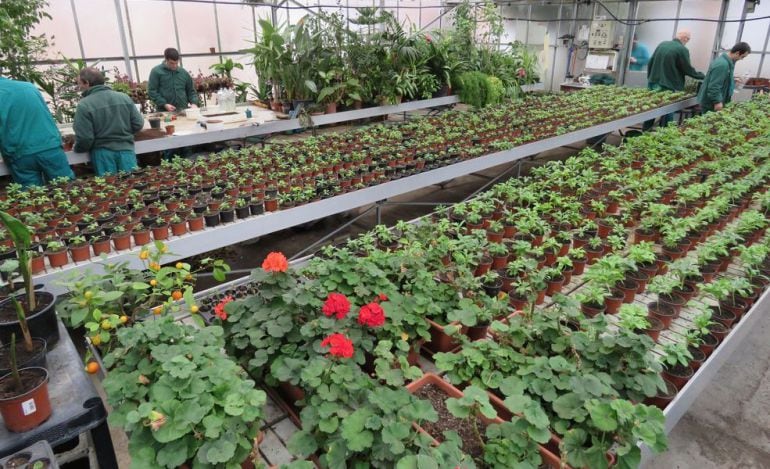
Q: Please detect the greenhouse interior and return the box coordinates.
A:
[0,0,769,467]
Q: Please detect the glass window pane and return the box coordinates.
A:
[175,2,218,54]
[635,1,678,53]
[73,0,124,59]
[217,3,258,52]
[33,0,82,59]
[126,1,176,58]
[678,0,723,70]
[500,5,528,44]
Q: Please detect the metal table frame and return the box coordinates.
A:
[32,97,697,294]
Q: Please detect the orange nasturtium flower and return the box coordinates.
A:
[262,252,289,273]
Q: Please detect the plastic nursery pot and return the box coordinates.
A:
[466,322,490,341]
[546,276,565,297]
[220,209,236,223]
[45,248,68,268]
[91,237,112,256]
[188,215,205,232]
[603,289,624,315]
[0,367,52,433]
[662,364,694,391]
[647,301,676,329]
[711,306,737,329]
[68,243,91,263]
[235,206,251,219]
[580,301,606,318]
[658,293,686,315]
[151,224,169,241]
[643,316,664,342]
[264,198,279,212]
[133,229,151,246]
[0,338,47,377]
[249,200,265,216]
[0,292,59,347]
[170,221,188,236]
[425,319,464,354]
[30,254,45,274]
[111,232,132,251]
[615,279,638,304]
[718,298,748,321]
[204,211,221,227]
[644,378,678,411]
[688,346,707,371]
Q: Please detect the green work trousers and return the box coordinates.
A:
[91,148,138,176]
[7,147,74,188]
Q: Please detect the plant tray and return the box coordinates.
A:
[0,439,59,468]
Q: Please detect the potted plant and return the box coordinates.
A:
[0,335,51,432]
[68,235,91,262]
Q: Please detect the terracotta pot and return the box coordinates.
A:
[0,367,51,432]
[699,332,719,357]
[112,232,132,250]
[132,229,151,246]
[580,302,606,318]
[615,279,638,304]
[151,224,170,241]
[264,198,279,212]
[572,258,587,276]
[644,316,664,342]
[69,244,91,263]
[30,254,45,274]
[658,293,686,315]
[92,237,112,256]
[603,289,624,315]
[45,249,68,268]
[545,275,564,297]
[662,364,693,390]
[644,378,677,411]
[425,319,463,353]
[170,221,188,236]
[648,301,676,329]
[188,216,205,232]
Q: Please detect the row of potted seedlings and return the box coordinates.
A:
[120,96,767,467]
[0,86,690,274]
[49,95,766,466]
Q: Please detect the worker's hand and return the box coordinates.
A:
[629,57,637,63]
[714,102,723,111]
[164,104,176,112]
[189,103,198,109]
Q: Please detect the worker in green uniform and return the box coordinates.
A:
[148,48,199,112]
[698,42,751,113]
[73,67,145,176]
[629,36,650,72]
[644,30,705,130]
[0,77,75,188]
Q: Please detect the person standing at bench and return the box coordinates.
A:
[0,76,75,187]
[73,67,144,175]
[148,48,199,113]
[644,30,705,129]
[698,42,751,113]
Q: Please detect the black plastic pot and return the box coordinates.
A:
[204,212,220,227]
[235,206,251,219]
[250,201,265,216]
[0,338,47,376]
[220,210,235,223]
[0,292,59,347]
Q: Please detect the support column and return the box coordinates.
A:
[112,0,134,80]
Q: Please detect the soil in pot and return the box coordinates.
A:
[580,301,606,318]
[658,293,686,315]
[711,306,736,329]
[412,383,489,462]
[0,292,59,347]
[688,346,707,371]
[0,338,47,376]
[662,364,693,390]
[648,302,676,329]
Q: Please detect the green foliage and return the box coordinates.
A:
[103,316,266,468]
[0,0,50,82]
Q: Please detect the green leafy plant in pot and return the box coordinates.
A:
[0,212,59,347]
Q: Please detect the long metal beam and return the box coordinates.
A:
[30,97,696,294]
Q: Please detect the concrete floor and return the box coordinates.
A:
[88,128,770,468]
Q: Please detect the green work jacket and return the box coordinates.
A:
[697,53,736,112]
[147,62,199,111]
[0,77,63,162]
[73,85,144,153]
[647,39,704,91]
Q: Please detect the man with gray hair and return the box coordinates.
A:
[644,30,705,129]
[73,67,144,175]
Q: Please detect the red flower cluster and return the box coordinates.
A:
[321,333,354,358]
[377,293,388,302]
[214,295,233,321]
[357,302,386,328]
[322,293,351,319]
[517,67,527,78]
[262,252,288,273]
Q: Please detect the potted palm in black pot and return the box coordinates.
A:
[0,212,59,347]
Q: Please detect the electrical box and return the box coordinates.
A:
[589,20,615,49]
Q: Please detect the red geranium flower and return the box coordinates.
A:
[262,252,289,273]
[358,302,385,328]
[377,293,388,302]
[321,333,354,358]
[214,295,233,321]
[322,293,351,319]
